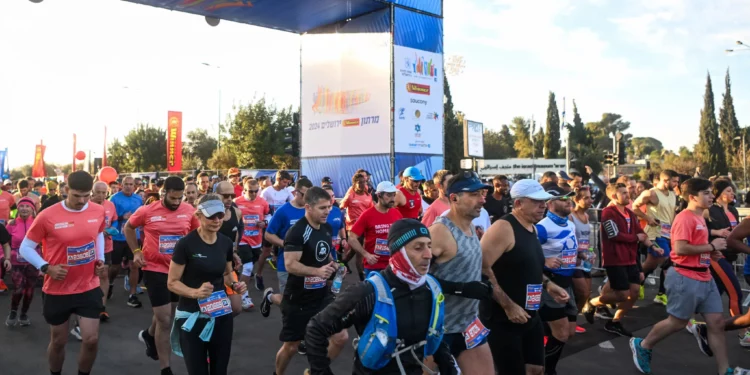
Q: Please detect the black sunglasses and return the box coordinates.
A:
[245,189,259,193]
[206,212,226,220]
[221,194,236,199]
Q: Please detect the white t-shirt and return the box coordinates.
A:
[440,207,492,233]
[261,186,294,216]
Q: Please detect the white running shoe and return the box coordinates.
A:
[739,331,750,347]
[242,297,254,310]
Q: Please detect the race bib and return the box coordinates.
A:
[332,237,341,249]
[660,223,672,238]
[374,238,390,256]
[304,276,327,290]
[578,238,590,251]
[731,221,738,230]
[158,235,181,255]
[463,317,490,350]
[700,253,711,267]
[561,250,577,269]
[243,215,260,237]
[525,284,542,311]
[67,242,95,266]
[198,291,232,318]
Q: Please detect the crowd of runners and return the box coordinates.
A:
[1,165,750,374]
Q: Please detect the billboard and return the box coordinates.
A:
[394,45,444,154]
[477,158,567,177]
[301,33,392,158]
[465,120,484,158]
[167,111,183,172]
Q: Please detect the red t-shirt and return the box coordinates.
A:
[671,210,712,282]
[233,184,243,198]
[727,210,738,230]
[128,201,199,274]
[421,199,450,227]
[0,191,14,225]
[25,202,106,295]
[341,189,373,231]
[234,195,270,248]
[95,199,117,254]
[396,186,422,219]
[350,206,402,270]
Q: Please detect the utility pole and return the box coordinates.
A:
[563,96,569,173]
[613,131,622,176]
[531,115,536,179]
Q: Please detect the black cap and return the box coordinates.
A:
[545,185,574,199]
[321,177,332,184]
[557,171,572,181]
[387,219,431,254]
[362,170,372,176]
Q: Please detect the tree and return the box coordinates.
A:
[628,137,663,159]
[483,127,516,159]
[207,147,238,171]
[511,117,533,158]
[106,123,167,172]
[443,76,463,171]
[544,92,561,158]
[183,129,217,169]
[585,113,632,158]
[719,68,741,174]
[695,73,727,176]
[498,125,516,158]
[567,100,592,147]
[107,138,129,173]
[533,128,545,157]
[223,98,296,169]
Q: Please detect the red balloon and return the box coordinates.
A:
[99,167,118,184]
[75,151,86,161]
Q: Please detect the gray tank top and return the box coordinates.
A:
[570,213,591,270]
[430,216,482,334]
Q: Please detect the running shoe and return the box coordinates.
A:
[107,283,114,300]
[582,301,596,324]
[575,326,586,333]
[686,318,698,334]
[261,287,273,318]
[629,337,652,374]
[136,284,144,294]
[731,367,750,375]
[138,329,159,361]
[298,340,307,355]
[18,313,30,327]
[255,275,265,291]
[653,293,667,306]
[242,296,254,310]
[739,331,750,347]
[127,294,142,308]
[604,320,632,337]
[100,311,110,322]
[0,280,8,292]
[267,258,277,270]
[595,306,615,320]
[691,322,713,357]
[5,310,17,327]
[70,325,82,341]
[638,285,645,300]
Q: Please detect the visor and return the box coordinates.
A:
[197,200,225,217]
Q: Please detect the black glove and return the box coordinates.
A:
[455,279,493,300]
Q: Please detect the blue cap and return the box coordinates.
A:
[402,167,425,181]
[447,174,491,195]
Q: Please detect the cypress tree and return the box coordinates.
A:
[719,68,740,173]
[696,73,727,176]
[544,92,561,158]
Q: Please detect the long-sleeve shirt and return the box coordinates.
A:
[600,205,644,266]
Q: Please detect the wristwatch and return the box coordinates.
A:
[40,264,49,274]
[542,278,550,289]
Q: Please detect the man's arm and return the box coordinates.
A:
[601,209,639,243]
[480,220,515,308]
[728,219,750,254]
[632,190,657,223]
[123,221,141,252]
[429,223,454,262]
[284,251,324,277]
[673,239,714,255]
[264,232,284,248]
[395,189,406,207]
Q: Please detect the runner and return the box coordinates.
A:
[125,176,199,375]
[483,175,513,224]
[184,182,199,207]
[168,194,248,375]
[348,181,402,276]
[257,170,294,290]
[420,170,452,227]
[421,180,438,211]
[18,171,107,375]
[571,186,595,333]
[341,172,374,280]
[480,179,569,374]
[40,180,63,212]
[234,178,271,309]
[632,169,679,305]
[214,181,244,315]
[428,171,493,373]
[227,167,243,197]
[109,176,144,307]
[395,167,424,220]
[197,172,211,197]
[260,178,311,319]
[321,185,346,261]
[274,187,348,375]
[4,197,38,326]
[91,181,117,321]
[630,178,744,375]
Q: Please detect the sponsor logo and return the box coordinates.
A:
[311,87,371,114]
[402,53,439,82]
[408,142,432,149]
[315,240,330,262]
[398,107,406,120]
[177,215,189,219]
[87,219,99,223]
[410,98,427,106]
[150,216,166,222]
[413,109,421,119]
[54,222,75,229]
[342,118,361,127]
[415,124,421,132]
[426,112,439,121]
[406,83,430,95]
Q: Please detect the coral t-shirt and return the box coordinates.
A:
[671,210,712,282]
[128,201,199,274]
[0,191,14,225]
[25,202,106,295]
[95,199,117,254]
[234,195,271,248]
[350,206,402,270]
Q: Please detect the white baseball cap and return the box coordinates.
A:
[376,181,398,193]
[510,179,554,200]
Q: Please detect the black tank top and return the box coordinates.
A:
[480,213,544,323]
[219,206,240,243]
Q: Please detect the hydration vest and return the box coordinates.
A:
[357,272,445,371]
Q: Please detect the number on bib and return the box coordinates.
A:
[578,239,590,251]
[374,238,390,256]
[304,276,327,290]
[561,250,577,269]
[463,317,490,350]
[700,253,711,267]
[660,223,672,238]
[525,284,542,311]
[67,242,96,266]
[198,291,232,318]
[158,235,181,255]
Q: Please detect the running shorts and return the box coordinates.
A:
[42,287,104,326]
[143,270,179,307]
[279,294,334,342]
[605,265,640,291]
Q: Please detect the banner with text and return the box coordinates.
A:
[301,33,391,158]
[32,145,46,178]
[394,45,444,154]
[167,111,183,172]
[465,120,484,158]
[477,158,567,177]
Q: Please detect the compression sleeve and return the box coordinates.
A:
[19,237,47,269]
[96,232,105,261]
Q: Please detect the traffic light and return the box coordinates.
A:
[616,139,626,165]
[284,113,300,157]
[604,153,613,165]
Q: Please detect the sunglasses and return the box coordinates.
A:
[206,212,226,220]
[461,170,480,179]
[245,189,259,193]
[554,196,572,201]
[221,194,236,199]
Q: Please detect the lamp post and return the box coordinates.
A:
[735,134,747,190]
[201,63,222,149]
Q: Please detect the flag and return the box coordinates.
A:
[166,111,183,172]
[32,144,46,178]
[0,148,6,179]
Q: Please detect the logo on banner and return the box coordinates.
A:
[413,110,421,119]
[398,108,406,120]
[426,112,439,121]
[402,54,439,82]
[166,111,183,172]
[311,87,371,114]
[406,83,430,95]
[415,124,421,133]
[184,0,254,11]
[343,118,361,127]
[410,98,427,106]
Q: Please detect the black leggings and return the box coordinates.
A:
[178,314,234,375]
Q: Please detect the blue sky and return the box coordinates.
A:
[2,0,750,167]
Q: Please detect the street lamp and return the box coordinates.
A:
[201,63,222,150]
[735,134,747,191]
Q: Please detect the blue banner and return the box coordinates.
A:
[0,148,6,180]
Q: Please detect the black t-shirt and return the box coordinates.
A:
[172,230,233,312]
[483,193,513,223]
[0,224,9,246]
[283,216,334,304]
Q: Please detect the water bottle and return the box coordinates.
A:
[331,264,347,293]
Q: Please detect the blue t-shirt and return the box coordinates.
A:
[266,202,305,272]
[327,205,344,261]
[109,192,144,242]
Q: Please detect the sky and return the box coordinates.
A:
[2,0,750,168]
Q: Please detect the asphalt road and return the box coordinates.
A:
[1,270,750,374]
